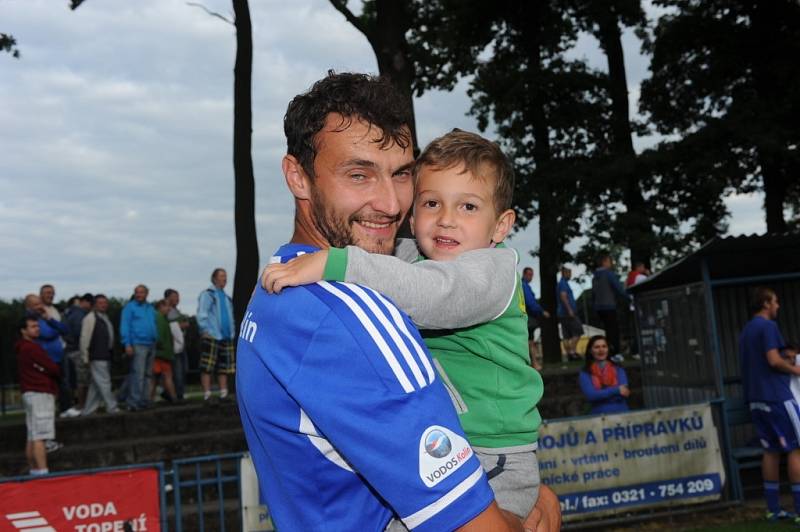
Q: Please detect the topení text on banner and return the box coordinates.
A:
[537,402,726,521]
[0,467,160,531]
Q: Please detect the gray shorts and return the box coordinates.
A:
[23,392,56,441]
[385,449,540,530]
[559,316,583,339]
[476,449,540,518]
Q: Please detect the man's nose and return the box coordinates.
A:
[371,176,401,216]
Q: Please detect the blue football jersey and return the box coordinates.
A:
[237,243,494,531]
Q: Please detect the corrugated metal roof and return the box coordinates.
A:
[630,232,800,292]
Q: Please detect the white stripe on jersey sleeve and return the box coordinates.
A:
[400,465,485,529]
[299,409,354,472]
[371,291,436,385]
[318,281,415,393]
[346,284,428,389]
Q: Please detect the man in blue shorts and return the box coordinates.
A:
[236,72,560,531]
[740,287,800,522]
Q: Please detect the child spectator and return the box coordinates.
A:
[150,300,178,403]
[16,316,61,475]
[578,334,630,414]
[784,342,800,403]
[262,129,543,519]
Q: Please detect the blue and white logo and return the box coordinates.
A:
[424,429,452,458]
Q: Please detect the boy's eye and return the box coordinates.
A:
[463,203,477,211]
[423,200,439,208]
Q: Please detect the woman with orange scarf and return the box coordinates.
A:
[578,335,630,414]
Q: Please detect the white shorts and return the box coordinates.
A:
[23,391,56,441]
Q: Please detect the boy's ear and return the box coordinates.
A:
[491,209,516,244]
[409,214,416,237]
[283,155,312,200]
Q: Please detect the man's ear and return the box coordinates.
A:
[491,209,516,244]
[283,155,312,200]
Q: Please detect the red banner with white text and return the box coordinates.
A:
[0,468,160,532]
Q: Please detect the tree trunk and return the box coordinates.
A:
[751,0,788,233]
[597,7,653,267]
[366,0,418,151]
[523,5,561,364]
[232,0,259,331]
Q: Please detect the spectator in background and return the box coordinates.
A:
[521,266,549,370]
[197,268,235,402]
[24,294,70,414]
[625,261,650,288]
[164,289,189,401]
[578,335,630,414]
[119,284,157,411]
[592,253,630,363]
[150,300,178,403]
[39,284,61,321]
[739,287,800,522]
[81,295,119,415]
[60,293,94,418]
[557,266,582,362]
[16,316,61,475]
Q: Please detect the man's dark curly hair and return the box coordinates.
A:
[284,71,412,178]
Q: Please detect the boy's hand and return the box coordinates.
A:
[262,250,328,294]
[619,384,631,397]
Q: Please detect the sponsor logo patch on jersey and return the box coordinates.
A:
[418,425,472,487]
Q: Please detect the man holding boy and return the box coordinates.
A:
[237,72,559,531]
[16,316,61,475]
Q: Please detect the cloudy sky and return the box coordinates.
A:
[0,0,765,304]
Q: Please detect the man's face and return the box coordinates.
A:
[22,319,40,340]
[79,299,92,311]
[563,269,572,280]
[522,269,533,283]
[25,295,45,315]
[168,292,180,307]
[134,286,148,302]
[214,271,227,289]
[40,286,55,305]
[765,295,780,320]
[95,297,109,313]
[305,114,414,254]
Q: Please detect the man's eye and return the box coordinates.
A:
[394,170,412,180]
[350,173,367,181]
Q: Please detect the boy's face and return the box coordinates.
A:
[411,164,514,261]
[785,349,799,363]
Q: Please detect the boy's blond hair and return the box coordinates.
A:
[414,129,514,214]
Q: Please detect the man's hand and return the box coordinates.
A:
[619,384,631,397]
[523,484,561,532]
[542,311,551,319]
[261,250,328,294]
[125,345,134,357]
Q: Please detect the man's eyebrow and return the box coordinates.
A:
[337,158,378,169]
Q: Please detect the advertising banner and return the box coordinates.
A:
[538,402,726,521]
[1,468,160,532]
[240,454,273,532]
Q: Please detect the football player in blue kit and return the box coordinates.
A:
[740,287,800,523]
[236,72,560,531]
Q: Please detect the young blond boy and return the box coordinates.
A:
[263,129,544,518]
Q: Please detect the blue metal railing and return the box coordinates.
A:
[172,452,245,532]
